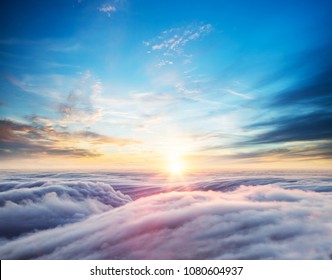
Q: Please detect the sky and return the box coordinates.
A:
[0,0,331,171]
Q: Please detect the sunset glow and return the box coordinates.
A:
[0,0,331,172]
[167,154,185,175]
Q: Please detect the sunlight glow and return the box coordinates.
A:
[162,137,191,175]
[167,154,185,175]
[169,157,184,175]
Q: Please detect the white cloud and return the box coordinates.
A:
[224,89,254,100]
[144,23,213,66]
[0,180,331,259]
[175,82,200,95]
[58,71,104,125]
[98,5,117,16]
[0,180,131,238]
[156,60,174,67]
[6,73,75,100]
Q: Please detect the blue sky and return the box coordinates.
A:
[0,0,331,170]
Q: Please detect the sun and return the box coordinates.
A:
[167,154,185,175]
[162,137,190,176]
[169,157,183,174]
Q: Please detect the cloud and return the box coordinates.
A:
[224,89,254,100]
[0,171,331,259]
[0,118,98,158]
[247,111,332,144]
[235,43,332,161]
[5,73,74,99]
[96,91,182,132]
[58,71,103,125]
[77,131,140,146]
[220,142,332,162]
[228,108,332,161]
[0,183,331,259]
[5,71,104,126]
[144,23,212,66]
[0,118,139,159]
[0,180,131,238]
[267,45,332,108]
[98,5,117,16]
[156,60,174,67]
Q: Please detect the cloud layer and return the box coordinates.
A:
[0,179,131,238]
[0,176,331,259]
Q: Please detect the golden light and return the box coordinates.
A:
[160,136,192,176]
[167,154,185,175]
[169,157,184,175]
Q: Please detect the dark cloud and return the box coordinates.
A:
[271,46,332,108]
[0,119,99,158]
[254,43,332,101]
[242,43,332,158]
[227,142,332,161]
[0,118,137,159]
[247,111,332,145]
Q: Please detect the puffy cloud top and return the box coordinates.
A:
[1,185,331,259]
[0,180,131,238]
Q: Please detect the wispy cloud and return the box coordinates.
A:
[57,71,104,125]
[148,24,212,54]
[144,23,213,66]
[98,5,117,16]
[5,71,106,128]
[244,44,332,154]
[6,73,75,99]
[224,89,254,100]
